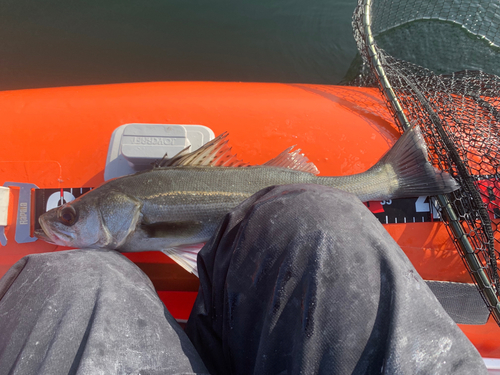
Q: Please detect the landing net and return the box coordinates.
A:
[351,0,500,323]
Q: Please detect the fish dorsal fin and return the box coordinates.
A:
[159,132,250,168]
[263,146,320,175]
[155,146,191,168]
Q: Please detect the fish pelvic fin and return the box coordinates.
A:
[377,124,460,199]
[161,243,205,277]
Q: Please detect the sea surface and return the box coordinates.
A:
[0,0,498,91]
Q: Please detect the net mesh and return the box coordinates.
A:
[351,0,500,323]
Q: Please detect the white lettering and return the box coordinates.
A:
[132,137,174,146]
[415,196,430,212]
[430,197,441,219]
[46,191,76,212]
[19,202,28,225]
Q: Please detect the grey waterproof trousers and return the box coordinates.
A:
[0,185,487,374]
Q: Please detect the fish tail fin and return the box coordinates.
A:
[161,243,205,277]
[378,125,460,199]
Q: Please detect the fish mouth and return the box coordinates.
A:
[35,218,58,244]
[34,228,55,244]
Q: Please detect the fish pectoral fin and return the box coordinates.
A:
[263,146,320,175]
[161,243,205,277]
[158,132,250,168]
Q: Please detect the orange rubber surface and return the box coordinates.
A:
[0,81,496,356]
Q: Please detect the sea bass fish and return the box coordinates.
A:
[36,126,459,275]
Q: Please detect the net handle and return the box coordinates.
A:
[362,0,409,129]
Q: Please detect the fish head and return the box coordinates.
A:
[37,196,103,247]
[37,189,143,249]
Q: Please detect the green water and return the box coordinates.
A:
[0,0,357,90]
[0,0,498,91]
[376,20,500,77]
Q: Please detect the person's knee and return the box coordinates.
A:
[241,184,372,239]
[6,249,154,295]
[215,185,373,276]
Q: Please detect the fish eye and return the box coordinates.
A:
[58,205,78,226]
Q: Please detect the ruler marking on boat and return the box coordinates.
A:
[30,190,447,231]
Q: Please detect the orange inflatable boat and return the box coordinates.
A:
[0,81,498,366]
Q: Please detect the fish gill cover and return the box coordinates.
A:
[350,0,500,324]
